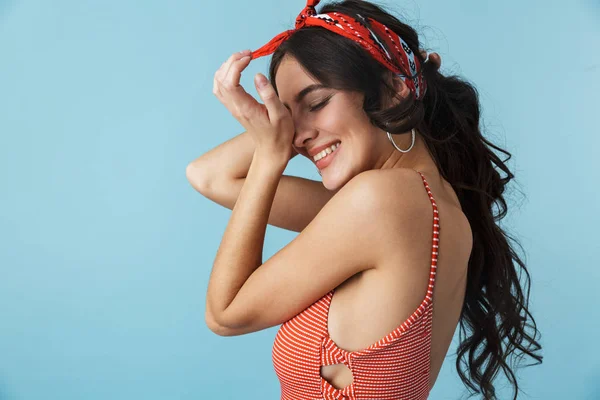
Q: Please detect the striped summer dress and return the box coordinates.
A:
[271,171,440,400]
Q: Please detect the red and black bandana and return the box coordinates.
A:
[250,0,427,100]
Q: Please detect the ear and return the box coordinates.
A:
[381,71,411,108]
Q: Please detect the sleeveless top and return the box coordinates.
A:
[271,171,440,400]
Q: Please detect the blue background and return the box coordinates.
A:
[1,0,599,398]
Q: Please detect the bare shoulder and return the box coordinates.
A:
[330,167,436,254]
[340,168,434,216]
[342,168,472,277]
[347,167,471,281]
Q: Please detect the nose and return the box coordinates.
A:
[292,118,318,151]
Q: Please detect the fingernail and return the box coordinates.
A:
[256,74,268,88]
[241,49,252,54]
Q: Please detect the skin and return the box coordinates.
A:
[275,53,471,388]
[209,49,471,392]
[275,53,439,190]
[272,55,469,391]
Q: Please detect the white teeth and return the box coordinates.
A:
[314,142,340,161]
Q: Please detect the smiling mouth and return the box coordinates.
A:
[314,142,341,170]
[312,141,341,162]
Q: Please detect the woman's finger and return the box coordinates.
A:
[214,54,237,93]
[218,73,261,122]
[221,55,252,92]
[218,51,248,81]
[428,52,442,70]
[254,73,288,123]
[418,49,442,70]
[214,51,251,95]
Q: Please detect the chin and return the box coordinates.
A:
[321,171,352,192]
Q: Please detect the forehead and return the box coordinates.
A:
[275,55,321,104]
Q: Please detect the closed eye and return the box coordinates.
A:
[309,95,333,112]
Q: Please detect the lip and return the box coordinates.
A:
[315,142,341,170]
[307,140,341,158]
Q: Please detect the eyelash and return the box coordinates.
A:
[309,96,332,112]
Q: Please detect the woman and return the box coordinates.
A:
[187,0,543,398]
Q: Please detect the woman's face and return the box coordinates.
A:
[274,55,391,191]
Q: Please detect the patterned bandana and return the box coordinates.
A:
[250,0,427,100]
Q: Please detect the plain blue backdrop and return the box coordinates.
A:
[1,0,599,399]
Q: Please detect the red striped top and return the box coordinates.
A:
[271,171,440,399]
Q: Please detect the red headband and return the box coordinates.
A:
[250,0,427,100]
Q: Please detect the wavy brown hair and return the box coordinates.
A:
[267,1,543,399]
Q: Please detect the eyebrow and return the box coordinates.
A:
[283,84,327,110]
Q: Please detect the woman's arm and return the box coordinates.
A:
[186,130,338,232]
[206,152,287,322]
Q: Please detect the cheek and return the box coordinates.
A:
[317,103,356,133]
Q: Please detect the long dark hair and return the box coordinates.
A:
[267,1,543,399]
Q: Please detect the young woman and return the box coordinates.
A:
[187,1,543,398]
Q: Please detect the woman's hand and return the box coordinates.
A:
[213,50,295,164]
[419,49,442,70]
